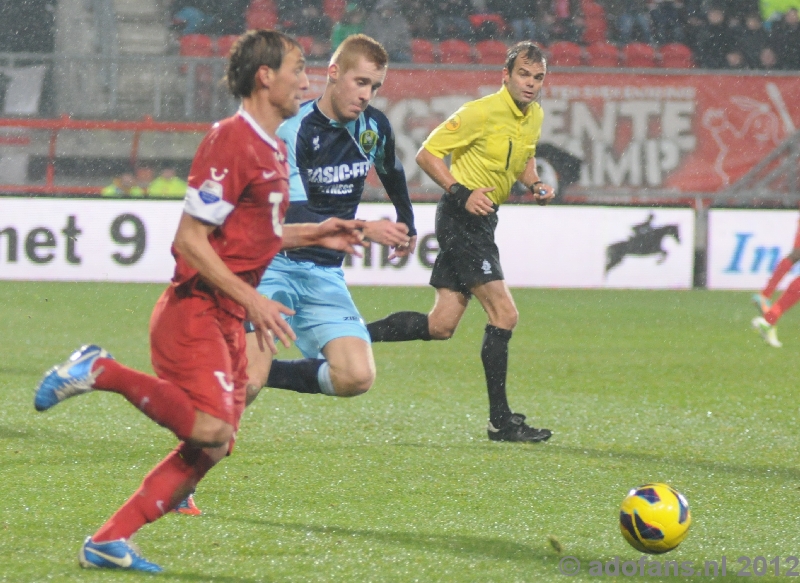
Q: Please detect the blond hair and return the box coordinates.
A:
[330,34,388,73]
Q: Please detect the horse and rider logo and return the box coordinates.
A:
[605,213,681,275]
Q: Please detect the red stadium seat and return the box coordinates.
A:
[660,43,694,68]
[585,41,619,67]
[324,0,347,22]
[296,36,315,56]
[411,38,437,64]
[623,42,657,67]
[215,35,239,57]
[475,40,508,65]
[438,39,473,64]
[246,0,279,30]
[179,34,214,57]
[246,9,278,30]
[469,13,508,36]
[583,16,608,44]
[548,41,583,67]
[583,2,605,19]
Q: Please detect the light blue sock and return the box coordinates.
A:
[317,362,336,396]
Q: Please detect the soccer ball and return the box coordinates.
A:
[619,483,691,554]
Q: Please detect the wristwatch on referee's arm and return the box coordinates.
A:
[529,180,546,195]
[445,182,472,209]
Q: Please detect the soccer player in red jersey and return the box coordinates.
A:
[33,30,364,572]
[752,217,800,348]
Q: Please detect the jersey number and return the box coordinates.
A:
[269,191,283,237]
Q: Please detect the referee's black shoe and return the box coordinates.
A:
[487,413,552,443]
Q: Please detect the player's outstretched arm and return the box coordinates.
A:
[362,219,409,248]
[282,218,366,254]
[173,212,296,353]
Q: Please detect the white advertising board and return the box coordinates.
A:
[345,204,694,289]
[707,209,798,290]
[0,199,694,288]
[0,198,183,282]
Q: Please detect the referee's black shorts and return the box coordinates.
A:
[429,196,504,296]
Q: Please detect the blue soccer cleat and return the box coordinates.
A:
[173,493,202,516]
[34,345,113,412]
[79,536,163,573]
[751,293,772,315]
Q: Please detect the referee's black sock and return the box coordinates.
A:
[266,359,332,395]
[482,324,513,427]
[367,312,431,342]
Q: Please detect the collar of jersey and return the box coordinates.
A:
[313,100,356,130]
[237,106,280,150]
[499,85,527,119]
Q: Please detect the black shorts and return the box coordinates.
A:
[429,196,504,296]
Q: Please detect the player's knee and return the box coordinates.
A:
[337,370,375,397]
[789,248,800,262]
[190,417,234,448]
[429,318,458,340]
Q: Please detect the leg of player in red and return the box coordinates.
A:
[752,219,800,312]
[751,220,800,348]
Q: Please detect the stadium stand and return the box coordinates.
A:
[659,42,694,68]
[411,38,437,63]
[623,42,658,67]
[215,35,240,58]
[324,0,348,22]
[438,39,473,64]
[179,34,214,57]
[475,40,508,65]
[586,41,619,67]
[296,36,315,56]
[582,2,608,44]
[548,41,584,66]
[245,0,279,30]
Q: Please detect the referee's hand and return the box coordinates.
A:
[465,187,496,216]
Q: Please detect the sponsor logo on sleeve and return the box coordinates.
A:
[198,179,223,204]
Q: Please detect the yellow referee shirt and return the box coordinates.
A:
[422,84,544,206]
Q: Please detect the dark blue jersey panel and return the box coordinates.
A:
[276,100,415,267]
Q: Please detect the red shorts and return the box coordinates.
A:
[149,286,247,431]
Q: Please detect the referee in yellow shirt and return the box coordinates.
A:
[368,42,554,443]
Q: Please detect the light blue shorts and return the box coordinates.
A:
[256,254,370,358]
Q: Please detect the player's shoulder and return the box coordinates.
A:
[363,104,391,128]
[277,100,317,143]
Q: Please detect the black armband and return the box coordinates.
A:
[445,183,472,209]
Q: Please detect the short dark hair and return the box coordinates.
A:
[225,30,300,99]
[504,41,546,72]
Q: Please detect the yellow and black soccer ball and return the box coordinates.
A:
[619,483,691,554]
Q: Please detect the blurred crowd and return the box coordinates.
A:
[170,0,800,69]
[101,167,187,198]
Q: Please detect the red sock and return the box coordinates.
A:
[93,443,216,542]
[765,276,800,325]
[763,257,796,297]
[91,358,196,442]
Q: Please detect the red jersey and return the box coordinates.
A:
[173,108,290,300]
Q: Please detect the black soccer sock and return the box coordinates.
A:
[266,359,331,394]
[481,324,513,427]
[367,311,432,342]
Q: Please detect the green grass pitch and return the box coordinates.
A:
[1,281,800,582]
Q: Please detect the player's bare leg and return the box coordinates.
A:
[320,336,376,396]
[427,287,470,339]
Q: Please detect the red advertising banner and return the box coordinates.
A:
[305,67,800,196]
